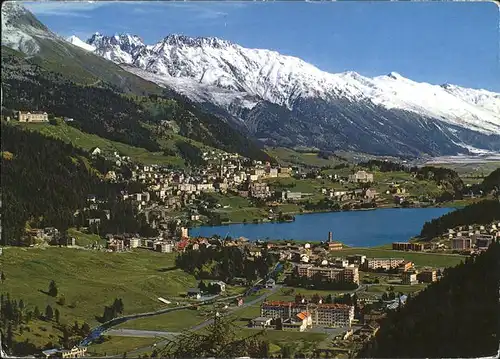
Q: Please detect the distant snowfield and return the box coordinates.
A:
[425,154,500,164]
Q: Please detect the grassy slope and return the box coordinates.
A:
[12,121,186,167]
[0,247,197,328]
[66,228,106,247]
[88,336,158,357]
[115,309,207,332]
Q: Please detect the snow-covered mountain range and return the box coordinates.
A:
[65,32,500,156]
[2,0,499,157]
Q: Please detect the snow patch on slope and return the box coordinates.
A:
[66,35,95,52]
[122,65,259,110]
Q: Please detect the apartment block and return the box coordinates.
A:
[312,304,354,327]
[362,258,405,271]
[392,242,424,251]
[261,302,354,328]
[452,237,472,251]
[296,264,359,284]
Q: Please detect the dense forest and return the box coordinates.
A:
[358,241,500,358]
[2,49,272,162]
[359,159,416,173]
[175,246,279,283]
[419,199,500,240]
[1,123,107,245]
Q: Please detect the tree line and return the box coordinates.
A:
[175,246,279,284]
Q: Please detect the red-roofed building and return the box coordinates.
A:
[177,239,189,252]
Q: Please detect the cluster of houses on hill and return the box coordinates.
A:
[447,223,500,253]
[86,145,382,225]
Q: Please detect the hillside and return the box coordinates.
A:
[12,121,185,168]
[357,241,500,358]
[1,2,272,162]
[1,122,108,246]
[419,200,500,240]
[0,247,198,355]
[1,46,271,162]
[480,168,500,193]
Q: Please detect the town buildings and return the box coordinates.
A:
[42,346,87,358]
[452,237,473,251]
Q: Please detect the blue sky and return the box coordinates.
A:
[23,1,500,92]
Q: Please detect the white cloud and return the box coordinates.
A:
[154,1,247,20]
[22,1,108,18]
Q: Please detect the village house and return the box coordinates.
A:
[348,171,374,183]
[107,238,125,252]
[155,242,174,253]
[187,288,202,299]
[363,188,378,200]
[209,280,227,292]
[249,182,271,199]
[282,311,313,332]
[90,147,101,157]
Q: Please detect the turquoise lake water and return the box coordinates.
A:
[189,207,454,247]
